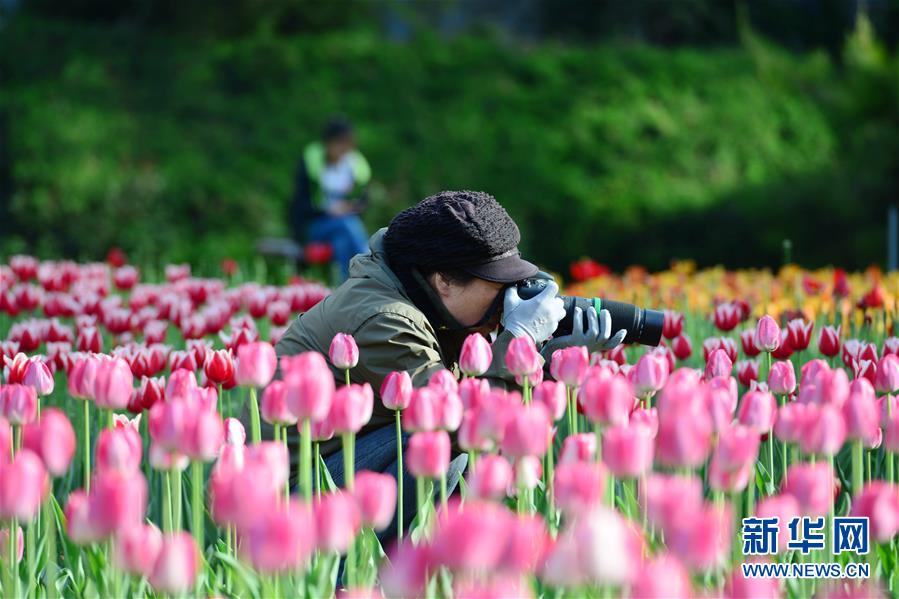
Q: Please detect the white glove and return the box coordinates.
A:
[541,305,627,358]
[502,280,566,344]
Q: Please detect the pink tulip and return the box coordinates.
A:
[705,376,737,432]
[849,481,899,543]
[0,525,23,561]
[631,352,669,397]
[21,408,76,476]
[329,332,359,370]
[65,490,100,544]
[737,388,777,433]
[641,474,704,531]
[403,387,441,432]
[330,383,373,434]
[666,502,732,571]
[459,333,493,377]
[149,532,200,595]
[602,424,654,478]
[314,492,361,554]
[467,454,513,501]
[515,455,542,492]
[655,408,712,469]
[768,360,796,396]
[704,348,733,380]
[115,524,163,577]
[631,554,693,598]
[799,364,850,408]
[353,471,397,531]
[775,401,813,444]
[22,358,54,396]
[708,424,760,493]
[572,506,644,586]
[281,351,335,423]
[755,494,801,552]
[782,462,835,516]
[406,431,451,479]
[380,370,413,411]
[0,383,38,425]
[540,531,586,588]
[68,356,99,399]
[0,449,47,522]
[242,500,316,573]
[235,341,277,387]
[261,380,297,426]
[630,406,659,437]
[559,433,596,464]
[797,403,847,457]
[844,378,880,445]
[165,368,198,400]
[88,470,148,537]
[554,461,606,515]
[497,513,551,574]
[504,336,542,382]
[876,354,899,394]
[428,369,459,396]
[95,424,142,473]
[755,315,780,352]
[533,380,566,421]
[379,541,432,599]
[501,403,551,459]
[726,561,783,598]
[550,346,589,387]
[93,357,134,410]
[430,500,511,573]
[580,372,634,427]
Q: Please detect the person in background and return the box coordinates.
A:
[291,117,372,281]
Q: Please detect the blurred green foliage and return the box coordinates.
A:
[0,14,896,272]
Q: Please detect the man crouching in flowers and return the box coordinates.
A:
[269,190,626,545]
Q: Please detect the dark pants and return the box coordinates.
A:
[321,423,468,548]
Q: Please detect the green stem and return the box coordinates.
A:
[522,377,530,405]
[44,500,57,599]
[344,369,351,387]
[415,477,426,540]
[342,432,356,588]
[314,443,321,499]
[249,387,261,444]
[301,420,312,502]
[594,422,603,463]
[395,410,404,539]
[26,522,34,598]
[546,442,555,518]
[827,454,835,561]
[9,518,17,599]
[163,471,173,533]
[852,440,863,498]
[107,409,114,430]
[173,469,183,531]
[767,428,774,495]
[888,452,895,485]
[191,461,204,560]
[83,401,91,492]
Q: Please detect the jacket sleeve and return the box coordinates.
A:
[290,159,320,242]
[351,312,447,392]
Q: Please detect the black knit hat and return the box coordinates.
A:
[384,190,538,283]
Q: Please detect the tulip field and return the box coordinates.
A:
[2,255,899,598]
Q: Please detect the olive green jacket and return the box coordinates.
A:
[273,227,519,457]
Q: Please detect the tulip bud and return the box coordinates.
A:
[554,462,606,515]
[0,384,38,425]
[467,454,513,501]
[559,433,596,464]
[329,333,359,370]
[0,449,48,522]
[504,336,542,382]
[314,492,361,554]
[603,424,654,479]
[818,325,841,358]
[550,346,589,388]
[755,315,780,353]
[353,471,397,531]
[115,524,163,577]
[875,354,899,394]
[261,380,297,426]
[149,532,200,595]
[533,381,566,421]
[459,333,493,377]
[330,383,373,434]
[235,342,277,388]
[381,371,413,411]
[242,500,316,573]
[782,463,835,516]
[407,430,451,479]
[501,403,551,459]
[671,334,692,361]
[704,349,733,380]
[283,351,335,423]
[22,358,54,396]
[768,360,796,395]
[203,349,234,385]
[662,310,684,340]
[93,358,134,410]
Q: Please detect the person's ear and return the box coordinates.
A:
[429,272,454,300]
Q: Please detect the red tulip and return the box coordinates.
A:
[149,532,200,595]
[353,471,397,531]
[380,371,413,411]
[235,341,277,388]
[266,300,291,327]
[406,430,451,479]
[662,310,684,340]
[736,359,759,387]
[459,333,493,377]
[203,349,234,385]
[314,492,361,554]
[785,318,813,351]
[818,325,841,358]
[0,449,48,522]
[704,337,738,363]
[21,408,76,477]
[712,302,740,332]
[76,326,103,353]
[602,424,654,479]
[329,332,359,371]
[671,333,693,360]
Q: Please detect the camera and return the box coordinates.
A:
[515,276,664,346]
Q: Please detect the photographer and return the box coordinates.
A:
[274,190,626,542]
